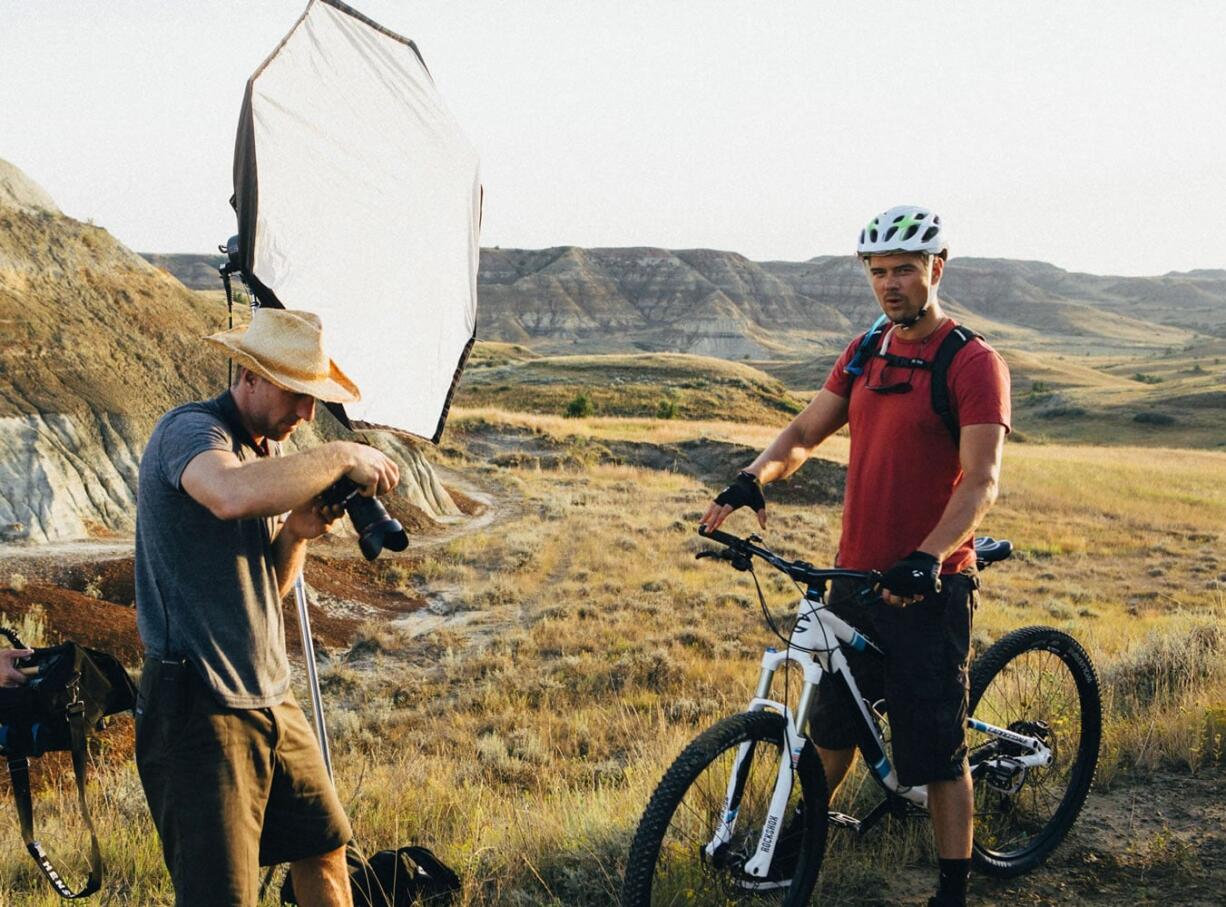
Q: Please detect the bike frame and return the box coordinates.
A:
[708,585,1054,884]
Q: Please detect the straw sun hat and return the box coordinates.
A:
[204,308,360,404]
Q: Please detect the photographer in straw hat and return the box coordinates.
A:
[134,308,395,907]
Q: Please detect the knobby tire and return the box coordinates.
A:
[621,711,829,906]
[968,626,1102,877]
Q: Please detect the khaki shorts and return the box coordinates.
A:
[135,658,351,906]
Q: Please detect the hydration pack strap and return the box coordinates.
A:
[929,325,979,443]
[846,320,981,444]
[7,699,103,899]
[877,351,932,370]
[843,314,890,377]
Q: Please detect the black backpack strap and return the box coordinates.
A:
[9,702,103,899]
[929,326,980,443]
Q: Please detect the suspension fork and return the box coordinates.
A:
[705,654,818,878]
[711,660,778,836]
[704,657,792,860]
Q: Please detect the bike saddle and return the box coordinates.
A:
[973,537,1013,564]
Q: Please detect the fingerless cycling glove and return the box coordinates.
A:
[714,471,766,513]
[879,550,941,597]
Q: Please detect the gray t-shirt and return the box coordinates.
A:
[135,390,290,708]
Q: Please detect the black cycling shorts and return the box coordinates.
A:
[809,571,977,786]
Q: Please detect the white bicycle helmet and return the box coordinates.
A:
[857,205,948,258]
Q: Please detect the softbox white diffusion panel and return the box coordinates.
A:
[233,0,481,442]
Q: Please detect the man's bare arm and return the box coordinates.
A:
[269,496,348,598]
[918,423,1005,562]
[272,527,309,600]
[181,441,398,522]
[700,390,849,531]
[745,389,850,484]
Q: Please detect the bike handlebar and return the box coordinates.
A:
[697,526,878,588]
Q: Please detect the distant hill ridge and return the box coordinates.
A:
[150,247,1223,356]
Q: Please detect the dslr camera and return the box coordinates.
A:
[320,477,408,560]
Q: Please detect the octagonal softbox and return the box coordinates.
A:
[232,0,481,441]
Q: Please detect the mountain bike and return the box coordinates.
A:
[621,529,1101,905]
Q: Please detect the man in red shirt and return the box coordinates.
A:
[702,205,1010,907]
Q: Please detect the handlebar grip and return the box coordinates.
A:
[697,526,741,547]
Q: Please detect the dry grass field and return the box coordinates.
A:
[1,404,1223,905]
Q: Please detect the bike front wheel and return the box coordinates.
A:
[622,711,829,906]
[968,626,1102,877]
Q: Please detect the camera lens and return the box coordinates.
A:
[320,477,409,560]
[347,496,408,560]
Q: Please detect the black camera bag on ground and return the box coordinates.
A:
[0,627,137,899]
[280,841,461,906]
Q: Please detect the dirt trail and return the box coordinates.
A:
[0,539,133,572]
[847,771,1225,905]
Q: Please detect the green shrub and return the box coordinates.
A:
[1038,405,1087,419]
[1133,372,1163,384]
[655,399,677,420]
[1133,411,1176,425]
[564,393,593,418]
[1104,623,1223,716]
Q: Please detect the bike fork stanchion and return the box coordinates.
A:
[294,570,333,779]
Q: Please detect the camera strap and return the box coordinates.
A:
[6,698,103,899]
[215,389,269,459]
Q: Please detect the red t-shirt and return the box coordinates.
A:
[823,318,1011,575]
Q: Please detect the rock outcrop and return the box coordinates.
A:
[1,159,458,543]
[0,160,60,216]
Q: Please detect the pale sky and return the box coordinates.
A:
[1,0,1223,276]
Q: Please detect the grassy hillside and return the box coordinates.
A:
[1009,338,1226,448]
[455,348,806,424]
[0,209,226,418]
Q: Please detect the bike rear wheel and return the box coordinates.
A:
[968,626,1101,877]
[622,711,829,906]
